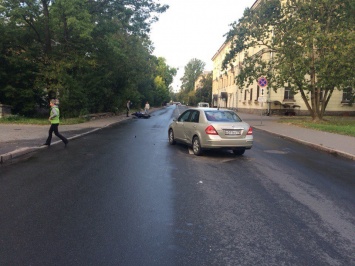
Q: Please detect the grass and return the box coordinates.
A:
[0,115,87,125]
[279,116,355,137]
[1,114,355,137]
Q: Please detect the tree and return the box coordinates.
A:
[0,0,48,115]
[155,57,177,91]
[153,76,169,105]
[147,57,177,106]
[0,0,169,116]
[178,58,205,105]
[195,72,212,104]
[180,58,205,94]
[223,0,355,121]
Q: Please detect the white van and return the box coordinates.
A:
[197,102,209,108]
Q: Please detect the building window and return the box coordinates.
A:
[284,87,294,101]
[342,87,354,103]
[250,88,253,101]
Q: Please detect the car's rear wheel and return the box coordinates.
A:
[192,136,202,156]
[233,149,245,156]
[168,129,176,145]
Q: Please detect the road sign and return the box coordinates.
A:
[258,97,267,103]
[260,87,265,96]
[258,76,268,87]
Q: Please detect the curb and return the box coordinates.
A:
[0,124,113,165]
[1,108,354,164]
[1,147,40,165]
[0,110,148,165]
[254,126,355,161]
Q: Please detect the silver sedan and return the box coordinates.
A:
[168,108,253,156]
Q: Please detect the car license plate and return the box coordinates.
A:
[224,130,241,135]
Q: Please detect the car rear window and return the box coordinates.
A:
[205,111,242,122]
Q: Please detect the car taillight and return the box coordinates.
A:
[205,125,218,135]
[247,126,253,135]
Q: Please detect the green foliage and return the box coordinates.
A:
[0,0,172,117]
[180,58,206,102]
[156,57,177,88]
[279,117,355,137]
[0,115,87,125]
[223,0,355,120]
[187,90,196,106]
[153,76,169,105]
[195,72,212,104]
[151,57,177,106]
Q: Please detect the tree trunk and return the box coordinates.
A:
[320,88,334,119]
[309,40,321,121]
[41,0,52,54]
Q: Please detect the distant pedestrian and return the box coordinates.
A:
[126,100,131,117]
[144,101,150,114]
[43,99,68,147]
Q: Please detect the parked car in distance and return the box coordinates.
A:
[197,102,209,108]
[168,108,253,156]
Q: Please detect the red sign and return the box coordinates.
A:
[258,77,268,87]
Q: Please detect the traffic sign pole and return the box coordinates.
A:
[257,77,268,125]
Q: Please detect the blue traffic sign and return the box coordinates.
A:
[258,77,268,87]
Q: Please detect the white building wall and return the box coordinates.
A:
[211,5,355,116]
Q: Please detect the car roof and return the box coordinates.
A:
[190,107,230,111]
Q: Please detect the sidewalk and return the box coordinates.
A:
[239,113,355,161]
[0,113,132,164]
[1,111,354,164]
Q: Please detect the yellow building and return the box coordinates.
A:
[211,0,355,116]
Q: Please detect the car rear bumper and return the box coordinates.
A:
[201,136,253,149]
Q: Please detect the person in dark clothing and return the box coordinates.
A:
[43,99,68,147]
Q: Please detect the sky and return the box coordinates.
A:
[149,0,256,91]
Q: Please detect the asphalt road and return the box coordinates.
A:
[0,105,354,265]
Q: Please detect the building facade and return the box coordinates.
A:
[211,0,355,116]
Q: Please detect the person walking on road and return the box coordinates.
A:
[144,101,150,114]
[43,99,68,147]
[126,100,131,117]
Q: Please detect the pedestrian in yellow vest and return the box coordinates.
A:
[43,99,68,147]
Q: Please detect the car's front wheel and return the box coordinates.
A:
[192,136,202,156]
[168,129,176,145]
[233,148,245,156]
